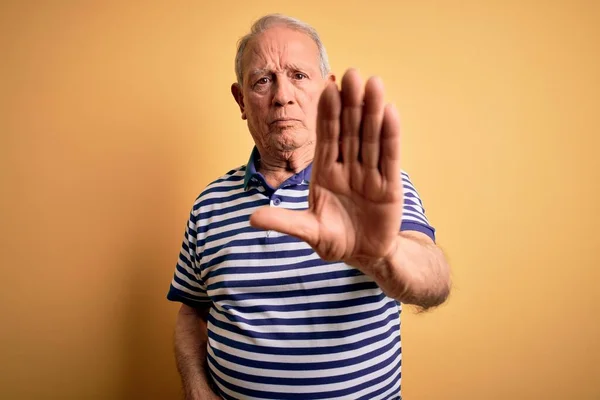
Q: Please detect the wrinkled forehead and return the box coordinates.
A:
[242,26,321,80]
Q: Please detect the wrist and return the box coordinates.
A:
[350,237,409,301]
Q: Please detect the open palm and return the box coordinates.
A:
[250,69,403,267]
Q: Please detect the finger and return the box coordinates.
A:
[380,104,402,185]
[360,76,386,169]
[315,82,342,169]
[340,69,364,164]
[249,207,320,245]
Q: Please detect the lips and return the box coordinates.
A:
[270,118,299,125]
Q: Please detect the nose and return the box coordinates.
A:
[272,78,295,107]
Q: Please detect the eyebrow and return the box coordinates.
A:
[248,68,271,79]
[247,64,314,79]
[287,63,312,73]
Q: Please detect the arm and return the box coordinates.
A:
[358,230,451,311]
[174,304,221,400]
[249,70,451,312]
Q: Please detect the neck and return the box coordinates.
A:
[257,143,314,188]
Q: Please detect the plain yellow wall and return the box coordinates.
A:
[1,1,598,399]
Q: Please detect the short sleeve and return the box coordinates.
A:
[166,208,211,308]
[400,171,436,243]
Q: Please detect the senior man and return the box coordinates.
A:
[167,13,451,400]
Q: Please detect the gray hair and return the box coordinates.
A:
[234,14,331,86]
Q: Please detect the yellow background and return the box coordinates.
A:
[1,1,598,399]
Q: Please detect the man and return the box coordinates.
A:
[167,13,450,400]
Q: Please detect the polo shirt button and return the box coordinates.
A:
[273,197,281,206]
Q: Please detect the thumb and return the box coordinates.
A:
[249,206,319,245]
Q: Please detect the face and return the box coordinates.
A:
[232,25,334,161]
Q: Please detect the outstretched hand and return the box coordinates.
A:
[250,69,403,269]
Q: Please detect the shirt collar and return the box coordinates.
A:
[243,146,313,190]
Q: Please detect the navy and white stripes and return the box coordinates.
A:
[168,149,435,399]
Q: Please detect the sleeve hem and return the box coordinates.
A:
[166,290,212,310]
[400,221,436,243]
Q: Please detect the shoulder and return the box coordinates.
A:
[400,169,418,190]
[189,164,247,215]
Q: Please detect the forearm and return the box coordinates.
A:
[363,232,451,310]
[174,304,219,400]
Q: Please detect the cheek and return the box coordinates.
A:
[301,89,321,119]
[245,96,269,119]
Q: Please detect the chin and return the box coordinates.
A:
[272,129,307,151]
[275,142,303,153]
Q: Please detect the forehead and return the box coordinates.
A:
[242,26,320,74]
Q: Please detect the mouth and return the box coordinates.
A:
[270,118,300,125]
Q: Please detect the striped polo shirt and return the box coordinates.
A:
[167,147,436,400]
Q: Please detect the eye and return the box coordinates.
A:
[256,77,271,85]
[294,72,308,80]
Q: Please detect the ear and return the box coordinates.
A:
[231,83,247,120]
[327,73,336,83]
